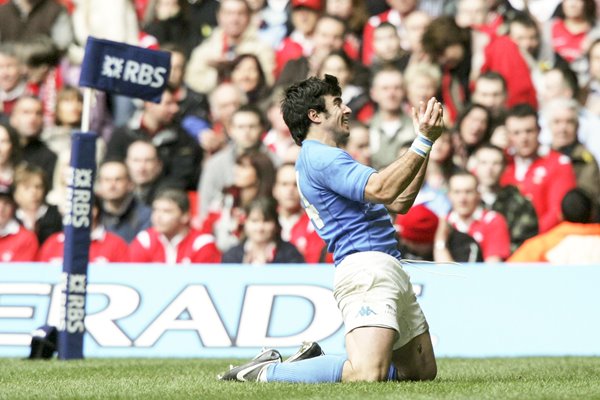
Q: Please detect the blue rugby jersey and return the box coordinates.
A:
[295,140,401,265]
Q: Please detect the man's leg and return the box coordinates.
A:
[392,330,437,381]
[341,326,397,382]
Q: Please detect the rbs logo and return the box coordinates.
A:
[101,55,166,88]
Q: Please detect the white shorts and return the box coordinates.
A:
[333,251,429,350]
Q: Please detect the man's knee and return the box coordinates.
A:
[397,359,437,381]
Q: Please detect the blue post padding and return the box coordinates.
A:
[57,132,97,360]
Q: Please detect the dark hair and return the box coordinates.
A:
[455,103,492,144]
[475,142,507,166]
[561,188,593,223]
[153,188,190,213]
[281,74,342,145]
[244,196,282,240]
[553,0,597,25]
[507,11,539,33]
[236,151,276,198]
[317,50,354,78]
[0,123,22,167]
[505,103,539,122]
[232,103,266,130]
[16,36,61,68]
[421,15,470,61]
[220,54,268,101]
[477,71,507,92]
[549,66,580,99]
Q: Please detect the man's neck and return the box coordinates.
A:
[305,129,337,147]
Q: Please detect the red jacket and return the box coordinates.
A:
[0,221,38,261]
[129,227,221,264]
[501,150,577,233]
[286,212,330,264]
[37,228,130,263]
[447,207,511,260]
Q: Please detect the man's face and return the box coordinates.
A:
[373,26,402,61]
[406,74,437,108]
[472,78,506,115]
[386,0,417,15]
[126,142,162,185]
[291,7,320,35]
[473,148,505,188]
[320,94,351,140]
[210,84,244,129]
[449,174,480,219]
[542,70,571,105]
[10,98,43,139]
[549,107,579,149]
[313,17,345,53]
[14,176,45,210]
[346,125,371,166]
[404,11,431,52]
[98,162,132,202]
[229,111,263,151]
[168,51,186,88]
[151,198,188,237]
[146,91,179,125]
[506,115,539,158]
[273,165,301,213]
[370,70,404,113]
[0,54,22,92]
[218,0,250,39]
[509,22,539,57]
[0,197,14,228]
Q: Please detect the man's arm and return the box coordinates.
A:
[385,154,428,214]
[364,98,443,205]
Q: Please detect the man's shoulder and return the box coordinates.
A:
[299,141,346,171]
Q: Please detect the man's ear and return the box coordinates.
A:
[307,109,321,123]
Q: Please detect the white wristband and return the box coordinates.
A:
[409,134,433,158]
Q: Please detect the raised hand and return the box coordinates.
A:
[411,97,444,143]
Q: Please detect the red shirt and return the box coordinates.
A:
[129,227,221,264]
[501,150,577,233]
[37,228,130,263]
[447,208,511,260]
[284,212,330,264]
[0,221,38,261]
[551,19,587,63]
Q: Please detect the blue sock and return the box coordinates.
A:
[265,355,346,383]
[388,364,397,381]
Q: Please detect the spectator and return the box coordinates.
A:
[262,88,296,163]
[0,185,38,261]
[548,0,597,63]
[361,0,419,65]
[418,129,457,217]
[369,22,406,74]
[38,198,130,263]
[325,0,368,44]
[277,15,354,87]
[447,171,511,262]
[125,140,165,206]
[471,72,508,124]
[0,0,73,51]
[129,188,221,263]
[403,62,442,115]
[395,203,483,263]
[198,105,276,218]
[338,121,372,166]
[219,53,270,107]
[472,143,539,252]
[317,50,370,122]
[9,96,57,185]
[368,66,416,169]
[105,87,202,191]
[12,163,61,246]
[275,0,322,78]
[201,151,276,252]
[0,123,22,190]
[394,10,433,72]
[500,103,577,232]
[451,103,492,169]
[272,163,328,263]
[583,38,600,116]
[545,97,600,206]
[222,197,305,264]
[422,15,537,122]
[184,0,275,94]
[40,86,106,165]
[508,188,600,263]
[0,42,27,116]
[17,35,64,128]
[142,0,198,57]
[96,161,152,243]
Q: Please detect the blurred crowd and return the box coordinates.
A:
[0,0,599,265]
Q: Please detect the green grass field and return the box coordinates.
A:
[1,357,600,400]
